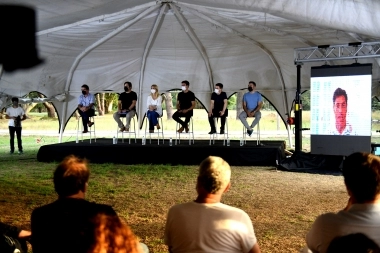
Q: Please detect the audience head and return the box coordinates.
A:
[53,155,90,198]
[327,233,380,253]
[343,152,380,203]
[85,213,141,253]
[197,156,231,194]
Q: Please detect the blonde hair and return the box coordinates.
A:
[150,84,159,99]
[86,214,141,253]
[198,156,231,194]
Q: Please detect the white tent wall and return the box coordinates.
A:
[1,0,380,140]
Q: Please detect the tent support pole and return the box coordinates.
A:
[295,63,302,152]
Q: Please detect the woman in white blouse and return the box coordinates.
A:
[146,84,162,133]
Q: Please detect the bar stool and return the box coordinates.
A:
[175,117,194,145]
[144,113,164,145]
[242,119,261,145]
[116,114,137,144]
[76,115,96,144]
[209,117,229,145]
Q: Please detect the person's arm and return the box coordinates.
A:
[5,109,14,120]
[251,101,263,115]
[208,100,214,117]
[248,243,261,253]
[129,100,137,111]
[183,101,195,114]
[220,98,227,116]
[146,96,151,111]
[18,230,31,239]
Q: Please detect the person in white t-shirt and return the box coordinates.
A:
[164,156,261,253]
[302,152,380,253]
[146,84,162,133]
[5,97,26,154]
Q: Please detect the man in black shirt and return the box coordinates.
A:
[208,83,228,134]
[113,81,137,131]
[172,80,196,133]
[31,155,117,253]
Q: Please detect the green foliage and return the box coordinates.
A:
[301,90,310,111]
[227,94,236,110]
[372,97,380,111]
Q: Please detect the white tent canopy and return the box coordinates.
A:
[1,0,380,137]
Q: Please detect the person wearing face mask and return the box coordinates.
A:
[208,83,228,134]
[5,97,27,154]
[113,81,137,132]
[146,84,162,133]
[172,80,196,133]
[78,84,95,133]
[239,81,263,136]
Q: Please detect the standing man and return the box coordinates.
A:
[172,80,195,133]
[113,81,137,132]
[6,97,26,154]
[78,84,95,133]
[164,156,261,253]
[331,87,352,135]
[208,83,228,134]
[239,81,263,136]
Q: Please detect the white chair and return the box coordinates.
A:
[175,117,194,145]
[144,113,164,145]
[242,119,261,145]
[116,115,137,144]
[209,117,229,145]
[76,115,96,144]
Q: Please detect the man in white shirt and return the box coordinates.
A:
[164,156,261,253]
[304,152,380,253]
[6,97,26,154]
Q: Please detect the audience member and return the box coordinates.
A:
[0,222,30,253]
[304,152,380,253]
[164,156,261,253]
[85,213,144,253]
[31,155,117,253]
[326,233,380,253]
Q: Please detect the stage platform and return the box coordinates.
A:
[37,138,285,166]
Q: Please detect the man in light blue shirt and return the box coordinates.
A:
[239,81,263,136]
[77,84,95,133]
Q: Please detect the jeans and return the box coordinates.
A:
[9,126,22,152]
[239,111,261,130]
[147,110,160,130]
[172,110,192,128]
[78,108,95,131]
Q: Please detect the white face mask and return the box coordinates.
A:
[181,86,186,91]
[214,89,220,94]
[151,89,156,94]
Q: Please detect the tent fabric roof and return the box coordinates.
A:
[1,0,380,133]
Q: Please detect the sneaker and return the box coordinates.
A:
[125,127,130,132]
[88,122,94,127]
[247,129,253,137]
[82,130,88,133]
[9,151,14,154]
[185,125,189,133]
[119,127,125,132]
[149,129,154,133]
[177,126,184,133]
[156,123,161,130]
[18,151,23,155]
[208,130,216,134]
[220,129,225,134]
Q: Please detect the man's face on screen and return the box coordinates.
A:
[333,95,347,128]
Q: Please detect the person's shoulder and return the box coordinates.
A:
[168,202,193,212]
[32,200,59,216]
